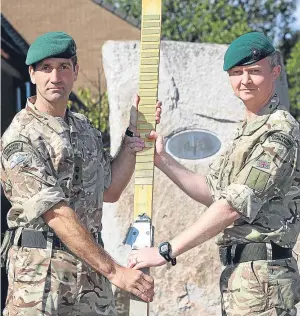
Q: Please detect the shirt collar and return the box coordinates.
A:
[25,96,70,133]
[65,108,81,133]
[236,93,280,137]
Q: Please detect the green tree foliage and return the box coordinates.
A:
[286,40,300,121]
[109,0,296,47]
[235,0,296,54]
[110,0,299,118]
[69,88,110,144]
[162,0,252,43]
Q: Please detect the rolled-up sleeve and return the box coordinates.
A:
[220,132,296,223]
[1,141,65,224]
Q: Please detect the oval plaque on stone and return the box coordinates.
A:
[166,129,221,160]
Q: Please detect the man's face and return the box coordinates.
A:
[29,58,79,103]
[228,57,280,107]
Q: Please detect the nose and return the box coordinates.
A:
[241,71,251,85]
[50,68,61,83]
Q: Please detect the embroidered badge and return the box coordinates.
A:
[245,167,270,192]
[270,133,293,149]
[9,153,27,169]
[256,160,271,169]
[2,141,23,160]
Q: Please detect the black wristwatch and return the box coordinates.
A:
[158,242,177,266]
[125,127,134,137]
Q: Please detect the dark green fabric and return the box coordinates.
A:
[26,32,76,65]
[223,32,275,71]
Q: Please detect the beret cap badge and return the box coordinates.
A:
[252,48,261,59]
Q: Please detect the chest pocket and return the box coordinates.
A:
[78,131,103,187]
[232,144,266,185]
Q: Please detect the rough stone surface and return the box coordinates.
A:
[102,40,299,315]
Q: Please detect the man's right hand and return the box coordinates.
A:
[108,266,154,302]
[147,130,166,168]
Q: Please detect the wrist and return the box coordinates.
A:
[158,241,177,266]
[106,263,122,284]
[155,151,169,168]
[128,124,137,134]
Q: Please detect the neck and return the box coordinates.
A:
[34,93,67,118]
[244,89,274,121]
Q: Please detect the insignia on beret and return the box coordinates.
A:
[270,133,294,149]
[3,141,23,160]
[223,32,275,71]
[245,167,270,192]
[251,48,261,59]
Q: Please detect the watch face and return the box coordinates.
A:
[161,244,169,253]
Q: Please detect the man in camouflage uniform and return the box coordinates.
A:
[0,32,161,315]
[128,32,300,315]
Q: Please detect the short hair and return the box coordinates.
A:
[267,51,280,70]
[70,55,78,69]
[31,55,78,71]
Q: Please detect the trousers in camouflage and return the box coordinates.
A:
[220,258,300,316]
[4,246,116,316]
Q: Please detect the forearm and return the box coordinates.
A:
[170,199,240,257]
[157,152,213,206]
[43,202,119,279]
[104,135,136,202]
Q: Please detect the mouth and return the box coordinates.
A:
[48,87,64,90]
[240,89,256,92]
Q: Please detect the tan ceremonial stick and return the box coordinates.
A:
[124,1,162,315]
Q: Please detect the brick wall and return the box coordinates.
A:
[2,0,140,95]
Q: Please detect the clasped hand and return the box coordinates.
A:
[125,95,162,155]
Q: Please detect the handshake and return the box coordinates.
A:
[110,243,170,302]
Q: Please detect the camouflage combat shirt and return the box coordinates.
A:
[1,96,112,233]
[206,94,300,248]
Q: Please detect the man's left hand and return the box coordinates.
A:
[126,94,162,155]
[129,94,162,131]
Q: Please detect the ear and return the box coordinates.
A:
[74,64,79,81]
[272,65,281,81]
[29,66,36,84]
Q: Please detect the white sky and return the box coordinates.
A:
[293,0,300,30]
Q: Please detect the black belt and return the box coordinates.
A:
[219,242,292,266]
[17,229,104,250]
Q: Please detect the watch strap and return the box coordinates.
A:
[161,253,176,266]
[125,127,134,137]
[159,242,177,266]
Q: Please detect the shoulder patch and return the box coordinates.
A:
[245,167,270,192]
[2,141,24,160]
[269,133,294,149]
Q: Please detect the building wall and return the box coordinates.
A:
[2,0,140,96]
[1,71,16,134]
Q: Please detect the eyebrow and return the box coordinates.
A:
[231,65,262,71]
[246,66,262,69]
[60,62,72,66]
[39,61,72,67]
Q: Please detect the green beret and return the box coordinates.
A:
[26,32,76,65]
[223,32,275,71]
